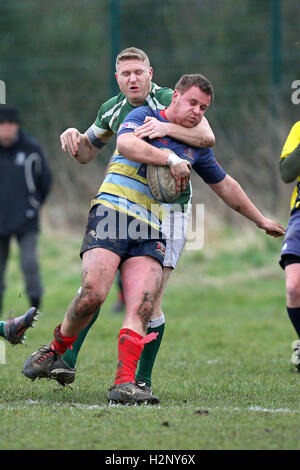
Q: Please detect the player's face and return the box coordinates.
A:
[171,86,211,127]
[115,59,153,106]
[0,122,19,147]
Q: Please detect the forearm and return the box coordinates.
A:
[211,176,265,226]
[279,143,300,183]
[166,117,215,148]
[117,133,169,165]
[74,133,99,164]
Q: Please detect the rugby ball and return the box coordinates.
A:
[147,150,180,203]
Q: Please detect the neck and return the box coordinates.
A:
[128,98,146,107]
[164,106,176,124]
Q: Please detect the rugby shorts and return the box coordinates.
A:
[162,209,190,269]
[80,204,166,267]
[279,211,300,269]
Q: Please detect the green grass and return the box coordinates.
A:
[0,226,298,450]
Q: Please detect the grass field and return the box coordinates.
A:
[0,224,299,451]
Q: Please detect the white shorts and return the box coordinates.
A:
[162,209,191,269]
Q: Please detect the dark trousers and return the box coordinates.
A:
[0,231,43,313]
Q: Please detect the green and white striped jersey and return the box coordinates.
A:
[86,82,173,147]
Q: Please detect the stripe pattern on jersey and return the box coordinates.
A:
[91,155,170,231]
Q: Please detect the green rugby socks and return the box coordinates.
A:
[135,313,165,387]
[62,308,100,369]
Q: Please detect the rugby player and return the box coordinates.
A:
[279,121,300,369]
[44,47,215,392]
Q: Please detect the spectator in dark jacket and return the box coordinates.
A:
[0,105,52,315]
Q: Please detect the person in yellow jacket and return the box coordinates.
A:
[279,121,300,370]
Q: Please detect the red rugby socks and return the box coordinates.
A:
[115,328,158,385]
[50,324,78,355]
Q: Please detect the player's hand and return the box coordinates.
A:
[134,117,168,140]
[60,128,81,157]
[170,161,191,193]
[257,218,286,238]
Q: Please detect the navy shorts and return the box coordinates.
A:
[279,211,300,269]
[80,204,166,267]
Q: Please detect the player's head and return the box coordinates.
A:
[0,105,20,147]
[115,47,153,107]
[175,74,214,102]
[166,74,214,128]
[115,47,151,69]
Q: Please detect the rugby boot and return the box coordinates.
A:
[291,340,300,371]
[48,358,76,386]
[4,307,39,345]
[136,380,154,395]
[22,343,62,380]
[107,381,159,405]
[22,324,77,381]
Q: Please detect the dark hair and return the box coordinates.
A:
[175,74,214,102]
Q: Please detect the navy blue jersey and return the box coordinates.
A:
[118,106,226,191]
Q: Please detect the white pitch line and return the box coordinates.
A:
[248,406,293,413]
[0,400,297,414]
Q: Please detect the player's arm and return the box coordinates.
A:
[279,122,300,183]
[209,174,285,237]
[134,115,215,148]
[60,100,116,164]
[279,143,300,183]
[117,131,190,193]
[60,128,100,164]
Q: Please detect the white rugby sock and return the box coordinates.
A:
[147,312,165,329]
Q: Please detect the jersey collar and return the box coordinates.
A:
[159,109,168,121]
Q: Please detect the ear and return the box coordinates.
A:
[172,89,179,102]
[115,72,119,84]
[149,67,153,80]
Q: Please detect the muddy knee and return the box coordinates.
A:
[75,287,103,318]
[138,293,155,332]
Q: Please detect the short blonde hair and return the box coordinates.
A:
[115,47,150,70]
